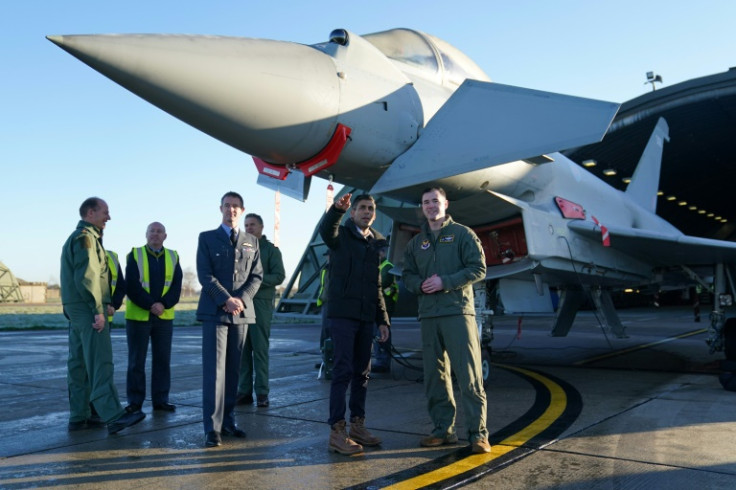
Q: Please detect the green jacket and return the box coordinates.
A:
[402,216,486,319]
[254,235,285,301]
[60,220,111,315]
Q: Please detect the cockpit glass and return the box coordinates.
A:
[363,29,439,74]
[363,28,490,85]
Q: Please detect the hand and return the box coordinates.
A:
[335,193,352,211]
[377,324,389,343]
[92,314,105,332]
[150,302,165,317]
[421,274,444,294]
[106,305,115,317]
[224,297,244,315]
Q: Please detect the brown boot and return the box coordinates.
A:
[349,416,382,446]
[329,420,363,455]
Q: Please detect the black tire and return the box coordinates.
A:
[481,347,492,389]
[725,318,736,361]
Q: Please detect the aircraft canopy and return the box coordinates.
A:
[363,28,491,87]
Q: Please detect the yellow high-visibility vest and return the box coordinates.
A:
[106,250,120,322]
[125,247,179,321]
[316,268,327,307]
[380,259,399,303]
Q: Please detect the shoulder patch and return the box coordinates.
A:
[439,235,455,243]
[80,235,91,249]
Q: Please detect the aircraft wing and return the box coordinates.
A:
[371,80,619,194]
[568,221,736,266]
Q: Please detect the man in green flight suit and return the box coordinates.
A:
[61,197,145,434]
[402,187,490,454]
[237,213,286,407]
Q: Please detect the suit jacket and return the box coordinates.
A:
[196,227,263,324]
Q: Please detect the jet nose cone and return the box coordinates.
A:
[48,34,340,163]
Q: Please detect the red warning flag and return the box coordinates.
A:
[591,215,611,247]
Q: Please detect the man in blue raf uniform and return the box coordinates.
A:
[196,191,263,448]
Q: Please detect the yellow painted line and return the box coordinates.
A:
[384,365,567,490]
[573,328,707,366]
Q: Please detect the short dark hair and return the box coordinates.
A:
[79,197,102,218]
[220,191,244,208]
[421,187,447,199]
[351,194,375,209]
[245,213,263,225]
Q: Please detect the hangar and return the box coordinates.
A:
[564,67,736,240]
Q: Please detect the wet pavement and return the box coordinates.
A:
[1,307,735,488]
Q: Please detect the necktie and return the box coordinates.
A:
[230,229,237,247]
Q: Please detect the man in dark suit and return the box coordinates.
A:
[196,191,263,448]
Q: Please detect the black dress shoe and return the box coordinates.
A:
[236,393,254,405]
[153,402,176,412]
[68,416,106,431]
[125,403,142,414]
[256,395,269,407]
[68,420,88,431]
[221,425,247,438]
[85,415,106,428]
[108,411,145,434]
[205,431,222,447]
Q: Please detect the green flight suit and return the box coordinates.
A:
[239,235,286,397]
[402,215,488,442]
[61,220,125,424]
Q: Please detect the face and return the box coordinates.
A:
[421,189,449,223]
[146,222,167,250]
[244,217,264,238]
[350,198,376,231]
[220,196,244,227]
[86,200,110,230]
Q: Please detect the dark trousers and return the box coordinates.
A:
[202,321,246,433]
[328,317,373,425]
[125,317,174,406]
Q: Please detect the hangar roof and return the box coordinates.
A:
[564,67,736,240]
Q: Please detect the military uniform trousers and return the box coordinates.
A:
[66,303,125,423]
[239,297,274,397]
[420,314,488,442]
[202,321,247,433]
[328,317,374,426]
[125,317,174,406]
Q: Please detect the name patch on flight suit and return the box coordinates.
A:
[420,240,431,250]
[439,235,455,243]
[242,242,254,249]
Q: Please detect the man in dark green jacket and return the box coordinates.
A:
[61,197,145,434]
[238,213,286,408]
[402,187,490,454]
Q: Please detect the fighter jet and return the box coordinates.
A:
[47,28,736,357]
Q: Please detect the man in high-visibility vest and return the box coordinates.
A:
[106,250,126,324]
[124,222,183,414]
[373,240,397,373]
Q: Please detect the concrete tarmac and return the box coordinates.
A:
[1,307,735,489]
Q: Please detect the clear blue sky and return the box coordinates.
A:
[1,1,733,285]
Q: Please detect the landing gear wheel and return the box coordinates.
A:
[481,347,492,389]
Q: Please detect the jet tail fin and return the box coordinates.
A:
[624,118,670,213]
